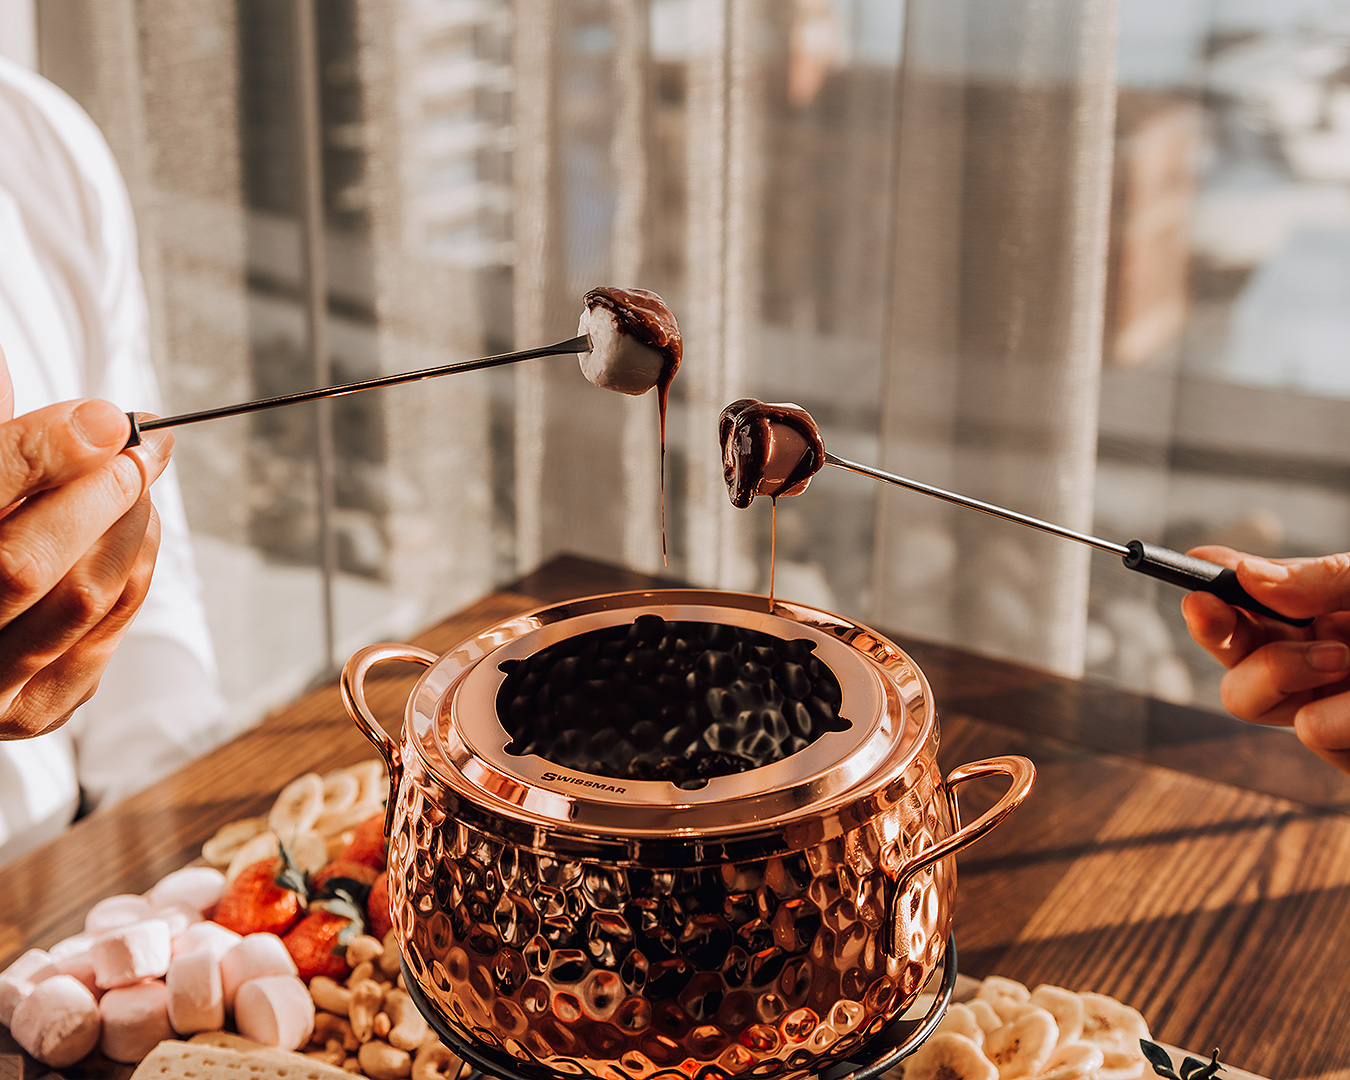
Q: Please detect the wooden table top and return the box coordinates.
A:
[2,555,1347,1079]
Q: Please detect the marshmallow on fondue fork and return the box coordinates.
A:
[576,286,682,395]
[719,398,825,508]
[579,286,683,561]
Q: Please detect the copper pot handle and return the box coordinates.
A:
[886,754,1035,957]
[340,643,438,837]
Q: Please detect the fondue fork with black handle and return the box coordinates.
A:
[823,451,1313,628]
[122,335,592,447]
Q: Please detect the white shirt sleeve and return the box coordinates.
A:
[0,58,226,820]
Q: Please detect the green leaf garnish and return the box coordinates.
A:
[273,834,310,904]
[309,878,370,956]
[1143,1041,1224,1080]
[312,876,373,907]
[1141,1040,1180,1080]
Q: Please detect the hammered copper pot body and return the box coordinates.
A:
[343,591,1033,1080]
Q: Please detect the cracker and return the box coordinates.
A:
[129,1038,351,1080]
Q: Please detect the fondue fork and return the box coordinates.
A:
[124,335,591,446]
[823,451,1312,628]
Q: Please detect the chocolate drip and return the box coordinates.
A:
[718,399,825,509]
[584,287,683,562]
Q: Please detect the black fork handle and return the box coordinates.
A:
[1124,541,1313,628]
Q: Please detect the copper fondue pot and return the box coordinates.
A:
[342,590,1034,1079]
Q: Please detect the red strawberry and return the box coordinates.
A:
[212,858,305,937]
[339,814,388,871]
[283,910,355,982]
[367,871,393,941]
[310,859,379,894]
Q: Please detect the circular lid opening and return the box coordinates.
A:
[495,613,850,790]
[408,590,932,843]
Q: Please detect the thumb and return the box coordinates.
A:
[0,344,13,423]
[1238,554,1350,620]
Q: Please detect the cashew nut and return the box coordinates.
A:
[378,929,402,978]
[347,959,376,987]
[348,934,384,965]
[343,1058,362,1073]
[310,976,353,1016]
[306,1044,346,1067]
[312,1012,358,1052]
[384,988,430,1052]
[374,1011,392,1039]
[412,1043,459,1080]
[349,978,385,1042]
[358,1040,413,1080]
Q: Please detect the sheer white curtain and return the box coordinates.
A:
[30,0,1123,733]
[34,0,502,727]
[509,0,1118,676]
[872,0,1117,675]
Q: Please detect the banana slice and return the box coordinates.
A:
[314,799,385,838]
[1098,1057,1147,1080]
[223,827,327,883]
[1078,993,1149,1080]
[290,829,328,875]
[320,771,361,817]
[224,831,280,883]
[984,1006,1058,1080]
[1035,1042,1105,1080]
[201,817,268,869]
[969,998,1006,1035]
[331,759,387,807]
[324,830,350,861]
[1030,985,1086,1047]
[268,773,325,840]
[979,975,1033,1023]
[900,1033,998,1080]
[936,1003,985,1049]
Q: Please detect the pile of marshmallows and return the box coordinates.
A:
[0,865,313,1067]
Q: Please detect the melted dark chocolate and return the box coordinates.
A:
[496,614,849,787]
[584,286,683,562]
[719,399,825,509]
[583,287,683,386]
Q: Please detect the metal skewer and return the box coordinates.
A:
[823,452,1129,557]
[823,451,1312,628]
[126,335,591,446]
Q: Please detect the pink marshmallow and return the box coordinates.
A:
[91,919,171,989]
[151,900,202,938]
[48,936,101,998]
[233,974,314,1051]
[166,947,224,1034]
[0,948,56,1026]
[9,974,100,1068]
[149,866,227,914]
[84,893,155,935]
[219,933,296,1010]
[99,980,174,1064]
[47,933,96,962]
[172,920,241,961]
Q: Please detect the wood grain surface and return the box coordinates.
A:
[1,556,1348,1079]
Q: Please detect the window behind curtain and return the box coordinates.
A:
[23,0,1348,731]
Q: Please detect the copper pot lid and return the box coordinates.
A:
[404,590,934,840]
